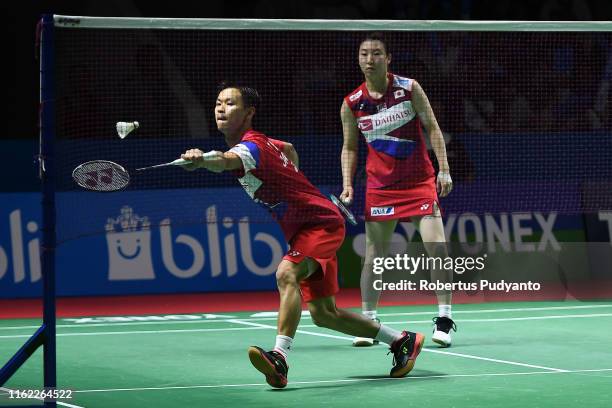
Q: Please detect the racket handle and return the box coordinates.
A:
[202,151,219,159]
[136,158,192,171]
[170,158,191,166]
[173,152,216,165]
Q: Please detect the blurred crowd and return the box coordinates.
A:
[6,0,612,142]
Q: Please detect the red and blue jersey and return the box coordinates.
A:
[344,72,435,189]
[229,130,343,241]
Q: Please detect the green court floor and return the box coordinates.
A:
[1,301,612,407]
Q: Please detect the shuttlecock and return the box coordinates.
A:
[116,121,139,139]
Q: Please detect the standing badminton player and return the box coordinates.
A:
[340,33,457,347]
[180,83,425,388]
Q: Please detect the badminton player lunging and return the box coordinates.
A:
[180,83,424,388]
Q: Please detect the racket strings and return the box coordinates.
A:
[72,160,130,192]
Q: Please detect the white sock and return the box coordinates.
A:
[438,304,452,318]
[273,335,293,359]
[363,310,377,320]
[374,324,402,346]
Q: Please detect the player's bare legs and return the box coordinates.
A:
[247,258,310,388]
[276,259,311,337]
[361,220,398,311]
[308,295,379,338]
[413,203,456,347]
[413,204,451,306]
[353,220,397,346]
[308,295,425,378]
[249,258,425,387]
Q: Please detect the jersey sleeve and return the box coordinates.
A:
[229,140,261,174]
[267,138,286,152]
[344,87,364,115]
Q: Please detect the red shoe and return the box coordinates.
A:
[248,346,289,388]
[388,331,425,378]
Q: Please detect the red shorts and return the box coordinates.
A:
[283,222,345,302]
[365,176,440,222]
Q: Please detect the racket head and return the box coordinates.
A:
[72,160,130,192]
[329,194,358,226]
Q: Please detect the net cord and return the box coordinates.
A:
[54,16,612,32]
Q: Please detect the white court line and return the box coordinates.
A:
[2,312,612,340]
[228,319,568,372]
[377,303,612,317]
[0,386,85,408]
[423,349,569,372]
[1,304,612,331]
[415,313,612,323]
[70,368,612,394]
[314,312,612,328]
[0,326,271,339]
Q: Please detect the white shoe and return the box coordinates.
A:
[353,317,380,347]
[432,316,457,348]
[352,337,379,347]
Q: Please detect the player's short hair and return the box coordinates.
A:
[359,32,390,55]
[217,82,261,110]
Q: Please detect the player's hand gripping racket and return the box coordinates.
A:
[135,151,217,171]
[329,193,358,226]
[72,158,198,192]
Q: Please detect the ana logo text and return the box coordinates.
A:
[358,119,373,131]
[371,207,395,216]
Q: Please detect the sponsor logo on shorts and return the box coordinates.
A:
[358,119,373,131]
[371,206,394,216]
[420,203,430,211]
[349,89,363,102]
[394,89,405,99]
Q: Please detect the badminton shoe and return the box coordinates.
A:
[248,346,288,389]
[352,317,380,347]
[388,331,425,378]
[432,316,457,347]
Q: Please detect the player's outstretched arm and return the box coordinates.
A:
[412,81,453,197]
[340,100,359,205]
[181,149,243,173]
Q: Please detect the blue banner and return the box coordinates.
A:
[1,191,286,298]
[1,189,609,299]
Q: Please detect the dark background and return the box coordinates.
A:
[2,0,612,141]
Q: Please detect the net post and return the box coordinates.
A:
[40,13,57,408]
[0,14,56,407]
[0,326,46,385]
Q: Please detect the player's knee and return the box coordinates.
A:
[421,219,447,247]
[363,250,381,267]
[426,240,448,257]
[362,262,377,276]
[275,264,299,288]
[363,247,384,275]
[364,242,384,257]
[310,307,338,328]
